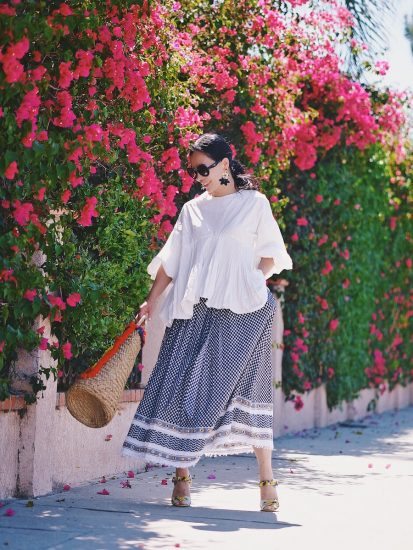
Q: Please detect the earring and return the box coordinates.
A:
[219,170,230,186]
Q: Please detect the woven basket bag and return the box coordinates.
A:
[66,315,147,428]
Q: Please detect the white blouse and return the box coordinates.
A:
[147,189,293,327]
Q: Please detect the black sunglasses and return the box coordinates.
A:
[187,159,221,179]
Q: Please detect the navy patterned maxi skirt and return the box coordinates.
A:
[121,288,277,468]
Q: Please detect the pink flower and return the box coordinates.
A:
[31,65,47,81]
[36,187,46,201]
[39,338,48,350]
[77,196,99,226]
[297,217,308,226]
[58,4,73,16]
[137,363,144,372]
[2,57,24,83]
[5,161,18,179]
[52,91,76,128]
[294,395,304,411]
[0,341,5,353]
[327,368,335,379]
[329,319,339,331]
[61,342,72,359]
[15,88,40,127]
[315,194,323,203]
[48,294,67,310]
[286,0,310,6]
[66,292,81,307]
[1,37,29,83]
[12,200,34,226]
[321,260,333,276]
[375,60,389,76]
[58,61,73,88]
[320,299,329,310]
[84,124,104,142]
[342,278,350,289]
[61,189,72,204]
[23,289,37,301]
[161,147,181,172]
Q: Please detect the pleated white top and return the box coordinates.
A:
[147,189,293,327]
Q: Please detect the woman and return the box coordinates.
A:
[121,133,293,512]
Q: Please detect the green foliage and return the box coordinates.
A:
[280,145,412,409]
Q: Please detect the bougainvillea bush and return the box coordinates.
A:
[279,144,412,410]
[0,0,411,408]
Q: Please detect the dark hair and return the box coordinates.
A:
[188,133,260,191]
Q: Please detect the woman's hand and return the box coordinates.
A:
[135,299,155,326]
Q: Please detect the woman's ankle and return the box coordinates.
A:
[176,467,190,477]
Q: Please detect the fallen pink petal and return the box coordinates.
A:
[161,479,168,485]
[127,470,135,478]
[63,484,71,491]
[4,508,15,516]
[207,473,216,479]
[99,476,107,483]
[97,489,110,495]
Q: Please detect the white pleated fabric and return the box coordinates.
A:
[147,189,293,328]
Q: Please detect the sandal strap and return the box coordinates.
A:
[172,475,192,485]
[261,498,279,505]
[258,479,279,487]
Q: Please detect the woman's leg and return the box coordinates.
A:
[253,447,278,500]
[172,467,191,499]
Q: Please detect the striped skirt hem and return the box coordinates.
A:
[121,397,274,468]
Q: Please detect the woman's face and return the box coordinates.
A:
[188,151,231,195]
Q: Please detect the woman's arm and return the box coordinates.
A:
[258,257,276,279]
[147,264,173,303]
[136,264,173,323]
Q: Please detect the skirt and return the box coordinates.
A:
[121,287,277,468]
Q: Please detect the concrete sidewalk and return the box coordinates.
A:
[1,405,412,550]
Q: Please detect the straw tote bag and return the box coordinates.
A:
[66,315,147,428]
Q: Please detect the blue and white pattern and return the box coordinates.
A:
[121,287,277,467]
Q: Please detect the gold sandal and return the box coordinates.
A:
[171,474,192,507]
[259,479,280,512]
